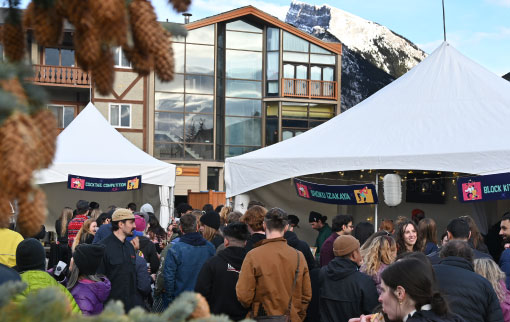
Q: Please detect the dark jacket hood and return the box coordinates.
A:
[325,257,359,281]
[217,246,247,270]
[438,256,474,272]
[181,232,207,246]
[284,231,299,248]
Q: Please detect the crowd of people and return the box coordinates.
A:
[2,201,510,322]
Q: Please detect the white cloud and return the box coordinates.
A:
[486,0,510,7]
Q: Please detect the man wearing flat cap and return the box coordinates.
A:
[97,208,138,312]
[318,235,378,322]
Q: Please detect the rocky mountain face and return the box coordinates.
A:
[285,1,427,110]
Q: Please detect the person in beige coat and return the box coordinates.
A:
[236,207,312,321]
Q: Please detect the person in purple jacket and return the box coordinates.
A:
[68,244,111,315]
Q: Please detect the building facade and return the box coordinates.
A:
[10,6,342,202]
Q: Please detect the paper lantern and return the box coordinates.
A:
[384,174,402,206]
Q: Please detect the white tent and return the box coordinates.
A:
[225,42,510,198]
[36,102,176,228]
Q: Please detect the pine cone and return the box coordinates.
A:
[89,0,127,45]
[189,293,211,319]
[169,0,191,13]
[0,78,28,106]
[0,194,13,229]
[31,109,58,169]
[74,26,101,71]
[22,2,35,30]
[129,0,162,52]
[123,45,154,76]
[91,49,115,95]
[2,21,25,62]
[0,112,40,196]
[154,40,174,81]
[31,6,63,47]
[17,187,47,238]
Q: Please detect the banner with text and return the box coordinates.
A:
[294,178,378,205]
[457,172,510,202]
[68,175,141,192]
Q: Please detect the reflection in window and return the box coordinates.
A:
[47,105,74,128]
[310,54,335,65]
[110,104,131,127]
[61,49,75,67]
[154,143,184,159]
[225,146,258,158]
[310,44,332,54]
[45,48,59,66]
[186,44,214,75]
[265,103,279,146]
[155,112,184,142]
[226,80,261,98]
[155,93,184,112]
[225,117,261,146]
[185,95,213,113]
[185,144,213,160]
[226,98,261,117]
[226,31,262,51]
[186,25,215,44]
[283,31,309,52]
[283,52,308,63]
[113,47,130,67]
[267,28,280,50]
[156,74,184,92]
[185,113,213,143]
[267,52,279,80]
[226,20,262,33]
[173,43,185,73]
[185,75,214,94]
[323,67,334,81]
[226,50,262,80]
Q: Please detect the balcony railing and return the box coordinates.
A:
[282,78,337,100]
[31,65,91,87]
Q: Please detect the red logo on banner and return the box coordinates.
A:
[296,183,310,199]
[70,178,85,190]
[462,182,482,201]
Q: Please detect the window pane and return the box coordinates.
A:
[48,105,63,127]
[226,98,261,117]
[296,65,307,79]
[267,81,279,95]
[121,49,130,67]
[282,119,308,128]
[226,50,262,80]
[311,66,321,80]
[310,54,335,65]
[283,31,309,52]
[226,20,261,33]
[110,105,119,126]
[267,28,279,51]
[113,47,121,66]
[310,44,332,54]
[226,80,261,98]
[155,93,184,112]
[225,117,261,146]
[309,104,335,118]
[156,74,184,92]
[267,51,279,80]
[186,44,214,75]
[226,31,262,51]
[185,113,213,143]
[265,102,279,146]
[173,43,184,73]
[323,67,334,81]
[185,144,213,160]
[121,105,130,127]
[225,146,258,158]
[282,103,307,118]
[283,64,294,78]
[45,48,59,66]
[186,25,215,45]
[154,143,184,159]
[63,107,74,128]
[283,52,308,63]
[155,112,184,142]
[185,75,214,94]
[185,95,213,113]
[61,49,75,67]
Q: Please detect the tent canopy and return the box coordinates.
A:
[36,102,176,187]
[225,42,510,197]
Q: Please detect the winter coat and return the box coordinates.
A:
[210,234,224,249]
[428,244,492,265]
[360,262,388,295]
[304,267,320,322]
[498,280,510,322]
[195,246,249,321]
[163,232,215,306]
[16,270,81,314]
[407,309,466,322]
[319,257,378,322]
[434,256,503,322]
[236,237,312,322]
[134,255,152,310]
[139,236,160,274]
[500,249,510,290]
[319,232,338,267]
[92,224,112,244]
[284,231,316,270]
[315,224,332,259]
[70,276,111,315]
[424,241,439,255]
[245,233,265,252]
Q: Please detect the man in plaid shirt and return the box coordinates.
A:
[67,200,90,247]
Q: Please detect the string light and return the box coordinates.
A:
[408,170,413,174]
[423,171,428,174]
[422,187,426,192]
[453,195,457,200]
[360,174,364,179]
[441,191,446,196]
[432,180,436,185]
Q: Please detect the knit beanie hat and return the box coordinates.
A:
[333,235,360,257]
[16,238,46,272]
[200,211,221,230]
[134,214,146,232]
[73,244,105,276]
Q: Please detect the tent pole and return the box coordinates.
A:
[442,0,447,41]
[169,186,175,219]
[375,172,379,232]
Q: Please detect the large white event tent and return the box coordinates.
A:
[225,42,510,198]
[35,102,176,228]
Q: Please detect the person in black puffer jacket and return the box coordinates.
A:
[433,240,503,322]
[284,230,315,270]
[195,222,249,321]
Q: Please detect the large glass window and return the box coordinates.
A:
[226,20,262,33]
[155,93,184,112]
[283,32,309,52]
[280,102,335,141]
[225,117,261,146]
[173,42,185,73]
[185,75,214,94]
[226,98,261,117]
[265,102,279,146]
[226,50,262,80]
[113,47,131,68]
[226,80,262,98]
[186,25,215,44]
[267,28,279,51]
[185,44,214,75]
[156,74,184,92]
[310,54,335,65]
[226,31,262,51]
[45,48,75,66]
[109,104,131,128]
[47,105,75,128]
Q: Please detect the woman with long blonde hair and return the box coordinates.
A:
[71,219,97,252]
[474,258,510,320]
[55,207,74,244]
[360,234,397,294]
[219,206,232,226]
[199,211,223,248]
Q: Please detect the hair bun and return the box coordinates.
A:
[322,215,328,222]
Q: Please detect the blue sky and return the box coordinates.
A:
[153,0,510,76]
